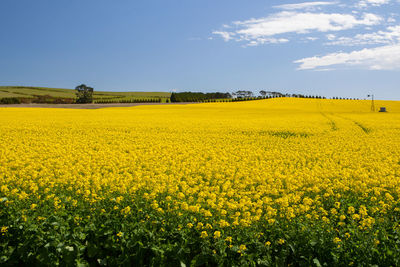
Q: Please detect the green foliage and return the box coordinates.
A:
[0,97,21,104]
[231,96,268,102]
[94,98,163,104]
[75,84,94,104]
[170,92,232,102]
[2,189,400,266]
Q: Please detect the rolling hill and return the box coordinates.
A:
[0,86,171,103]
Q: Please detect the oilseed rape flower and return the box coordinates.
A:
[200,231,208,238]
[333,237,342,243]
[213,231,221,239]
[1,98,400,265]
[225,236,232,243]
[1,226,8,235]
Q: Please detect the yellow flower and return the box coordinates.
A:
[204,210,212,217]
[115,196,123,203]
[278,239,285,245]
[348,206,355,214]
[322,216,330,223]
[219,219,230,228]
[2,97,400,261]
[200,231,208,238]
[1,226,8,235]
[225,236,232,243]
[213,231,221,239]
[333,237,341,243]
[121,206,131,215]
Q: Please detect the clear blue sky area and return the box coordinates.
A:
[1,0,399,99]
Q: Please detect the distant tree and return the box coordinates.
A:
[259,90,267,97]
[265,91,284,98]
[235,90,253,98]
[170,92,178,102]
[170,92,231,102]
[75,84,94,103]
[235,91,245,98]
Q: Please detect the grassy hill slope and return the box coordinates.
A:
[0,86,171,103]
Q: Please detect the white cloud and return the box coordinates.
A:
[295,43,400,70]
[326,33,337,40]
[326,25,400,45]
[212,31,233,41]
[387,17,396,23]
[213,12,382,46]
[357,0,391,8]
[274,1,336,10]
[246,38,289,46]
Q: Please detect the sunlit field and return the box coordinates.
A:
[1,98,400,266]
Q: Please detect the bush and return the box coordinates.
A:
[75,84,94,104]
[0,97,21,104]
[31,95,55,104]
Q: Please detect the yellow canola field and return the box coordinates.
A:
[1,98,400,265]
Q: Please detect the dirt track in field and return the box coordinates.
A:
[0,103,197,109]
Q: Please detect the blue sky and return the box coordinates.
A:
[0,0,399,99]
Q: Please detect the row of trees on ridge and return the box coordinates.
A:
[0,85,361,104]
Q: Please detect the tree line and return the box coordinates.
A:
[170,92,232,102]
[0,85,361,105]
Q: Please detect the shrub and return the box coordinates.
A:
[0,97,21,104]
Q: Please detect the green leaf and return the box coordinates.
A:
[313,258,322,267]
[87,243,98,258]
[289,244,296,254]
[97,258,107,266]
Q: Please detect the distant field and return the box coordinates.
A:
[0,86,171,102]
